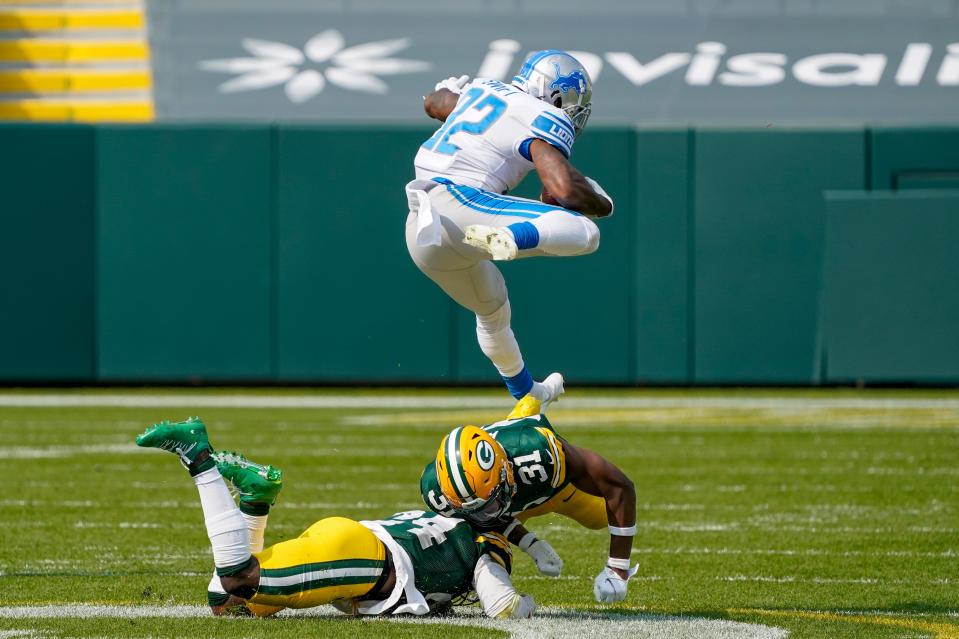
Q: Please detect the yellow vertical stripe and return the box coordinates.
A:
[537,427,567,487]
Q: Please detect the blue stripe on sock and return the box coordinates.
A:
[502,366,534,399]
[508,221,540,250]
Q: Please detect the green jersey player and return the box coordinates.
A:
[135,417,535,619]
[420,413,638,604]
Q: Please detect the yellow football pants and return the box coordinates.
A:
[245,516,386,616]
[517,483,607,530]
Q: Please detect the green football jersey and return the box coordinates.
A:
[368,511,512,599]
[420,415,569,529]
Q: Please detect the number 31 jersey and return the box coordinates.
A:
[420,414,569,529]
[414,78,577,194]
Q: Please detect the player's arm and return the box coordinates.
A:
[472,534,536,619]
[560,438,637,602]
[529,139,613,219]
[423,74,469,122]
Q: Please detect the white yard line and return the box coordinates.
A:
[0,604,788,639]
[0,443,143,460]
[0,392,955,410]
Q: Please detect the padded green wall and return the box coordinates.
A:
[275,125,454,381]
[871,127,959,189]
[0,124,95,381]
[97,125,273,381]
[633,127,690,383]
[824,191,959,382]
[3,124,958,385]
[692,127,865,384]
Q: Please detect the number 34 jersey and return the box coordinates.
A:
[414,78,577,194]
[420,415,569,528]
[365,511,513,600]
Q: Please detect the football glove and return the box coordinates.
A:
[593,564,638,603]
[434,74,470,94]
[518,533,563,577]
[509,594,537,619]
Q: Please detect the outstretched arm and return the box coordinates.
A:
[530,139,613,218]
[560,439,636,576]
[473,554,536,618]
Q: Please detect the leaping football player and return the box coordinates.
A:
[406,50,614,415]
[420,412,637,604]
[135,417,536,619]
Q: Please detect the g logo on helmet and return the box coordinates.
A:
[475,440,495,471]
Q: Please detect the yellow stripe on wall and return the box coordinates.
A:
[0,40,147,62]
[0,99,152,121]
[0,69,150,92]
[0,10,143,31]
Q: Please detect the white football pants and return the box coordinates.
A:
[404,180,600,318]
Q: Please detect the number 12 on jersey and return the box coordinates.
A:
[422,88,507,156]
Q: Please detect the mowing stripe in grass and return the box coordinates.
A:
[0,605,790,639]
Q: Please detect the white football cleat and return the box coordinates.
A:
[463,225,518,261]
[507,372,565,419]
[538,372,565,413]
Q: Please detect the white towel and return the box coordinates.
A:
[356,520,430,616]
[405,179,442,248]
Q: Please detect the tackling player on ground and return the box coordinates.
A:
[420,412,637,603]
[135,417,535,619]
[406,50,614,414]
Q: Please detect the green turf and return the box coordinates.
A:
[0,388,956,638]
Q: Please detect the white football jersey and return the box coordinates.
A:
[414,78,576,194]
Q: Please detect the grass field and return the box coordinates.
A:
[1,388,957,638]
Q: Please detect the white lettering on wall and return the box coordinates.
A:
[793,53,887,86]
[895,43,933,86]
[686,42,726,85]
[719,53,787,86]
[936,43,959,86]
[604,52,691,86]
[478,39,521,81]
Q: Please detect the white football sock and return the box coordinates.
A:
[193,467,250,572]
[476,301,525,378]
[529,382,549,401]
[242,513,268,554]
[208,573,227,597]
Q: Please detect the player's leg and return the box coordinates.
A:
[248,516,388,611]
[506,210,601,258]
[437,186,599,261]
[135,418,258,602]
[466,211,600,260]
[206,451,285,617]
[406,211,563,407]
[516,483,607,530]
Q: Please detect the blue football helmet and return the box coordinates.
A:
[512,50,592,136]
